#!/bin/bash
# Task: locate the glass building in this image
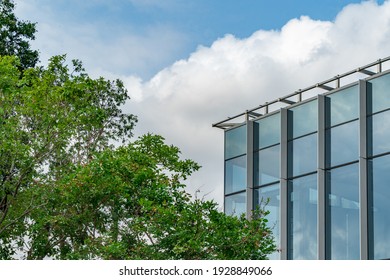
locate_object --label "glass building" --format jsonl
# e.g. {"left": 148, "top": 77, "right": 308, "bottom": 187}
{"left": 214, "top": 57, "right": 390, "bottom": 260}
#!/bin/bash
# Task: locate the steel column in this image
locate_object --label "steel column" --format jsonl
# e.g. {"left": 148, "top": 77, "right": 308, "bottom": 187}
{"left": 359, "top": 79, "right": 369, "bottom": 260}
{"left": 280, "top": 108, "right": 288, "bottom": 260}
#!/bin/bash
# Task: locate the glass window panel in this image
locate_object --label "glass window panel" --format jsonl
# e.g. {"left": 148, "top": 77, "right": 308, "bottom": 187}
{"left": 225, "top": 125, "right": 246, "bottom": 159}
{"left": 368, "top": 73, "right": 390, "bottom": 114}
{"left": 288, "top": 133, "right": 317, "bottom": 177}
{"left": 369, "top": 155, "right": 390, "bottom": 260}
{"left": 288, "top": 100, "right": 318, "bottom": 139}
{"left": 225, "top": 155, "right": 246, "bottom": 194}
{"left": 254, "top": 145, "right": 280, "bottom": 186}
{"left": 254, "top": 184, "right": 280, "bottom": 260}
{"left": 326, "top": 85, "right": 358, "bottom": 126}
{"left": 288, "top": 174, "right": 317, "bottom": 260}
{"left": 326, "top": 120, "right": 359, "bottom": 167}
{"left": 225, "top": 192, "right": 246, "bottom": 217}
{"left": 254, "top": 113, "right": 280, "bottom": 149}
{"left": 327, "top": 163, "right": 360, "bottom": 260}
{"left": 368, "top": 110, "right": 390, "bottom": 156}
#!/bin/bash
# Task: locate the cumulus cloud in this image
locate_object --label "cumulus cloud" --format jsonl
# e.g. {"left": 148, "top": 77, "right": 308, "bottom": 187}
{"left": 124, "top": 1, "right": 390, "bottom": 206}
{"left": 14, "top": 0, "right": 390, "bottom": 207}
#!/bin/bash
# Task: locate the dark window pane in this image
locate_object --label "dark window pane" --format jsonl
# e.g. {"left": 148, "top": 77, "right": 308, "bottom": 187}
{"left": 368, "top": 110, "right": 390, "bottom": 156}
{"left": 254, "top": 113, "right": 280, "bottom": 149}
{"left": 225, "top": 192, "right": 246, "bottom": 217}
{"left": 288, "top": 174, "right": 318, "bottom": 260}
{"left": 288, "top": 133, "right": 317, "bottom": 177}
{"left": 225, "top": 125, "right": 246, "bottom": 159}
{"left": 369, "top": 155, "right": 390, "bottom": 260}
{"left": 326, "top": 85, "right": 358, "bottom": 126}
{"left": 289, "top": 100, "right": 318, "bottom": 139}
{"left": 254, "top": 145, "right": 280, "bottom": 186}
{"left": 327, "top": 163, "right": 360, "bottom": 259}
{"left": 368, "top": 73, "right": 390, "bottom": 114}
{"left": 326, "top": 120, "right": 359, "bottom": 167}
{"left": 225, "top": 155, "right": 246, "bottom": 194}
{"left": 255, "top": 184, "right": 280, "bottom": 260}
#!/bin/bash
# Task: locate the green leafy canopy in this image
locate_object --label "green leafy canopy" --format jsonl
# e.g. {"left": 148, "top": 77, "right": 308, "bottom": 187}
{"left": 0, "top": 0, "right": 276, "bottom": 260}
{"left": 0, "top": 54, "right": 137, "bottom": 258}
{"left": 0, "top": 0, "right": 39, "bottom": 69}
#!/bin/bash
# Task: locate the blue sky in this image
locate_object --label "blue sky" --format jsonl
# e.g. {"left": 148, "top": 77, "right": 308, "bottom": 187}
{"left": 16, "top": 0, "right": 384, "bottom": 78}
{"left": 15, "top": 0, "right": 390, "bottom": 206}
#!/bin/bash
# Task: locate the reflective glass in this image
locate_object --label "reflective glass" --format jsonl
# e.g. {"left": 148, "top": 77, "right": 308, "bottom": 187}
{"left": 254, "top": 113, "right": 280, "bottom": 149}
{"left": 225, "top": 192, "right": 246, "bottom": 217}
{"left": 254, "top": 184, "right": 280, "bottom": 260}
{"left": 326, "top": 85, "right": 358, "bottom": 126}
{"left": 327, "top": 163, "right": 360, "bottom": 259}
{"left": 225, "top": 155, "right": 246, "bottom": 194}
{"left": 370, "top": 155, "right": 390, "bottom": 259}
{"left": 368, "top": 73, "right": 390, "bottom": 114}
{"left": 368, "top": 110, "right": 390, "bottom": 156}
{"left": 254, "top": 145, "right": 280, "bottom": 186}
{"left": 326, "top": 120, "right": 359, "bottom": 167}
{"left": 225, "top": 125, "right": 246, "bottom": 159}
{"left": 288, "top": 174, "right": 317, "bottom": 259}
{"left": 288, "top": 133, "right": 317, "bottom": 177}
{"left": 288, "top": 100, "right": 318, "bottom": 139}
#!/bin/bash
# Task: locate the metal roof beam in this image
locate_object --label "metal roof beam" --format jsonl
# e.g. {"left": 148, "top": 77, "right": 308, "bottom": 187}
{"left": 213, "top": 123, "right": 240, "bottom": 129}
{"left": 358, "top": 68, "right": 376, "bottom": 76}
{"left": 247, "top": 111, "right": 262, "bottom": 118}
{"left": 278, "top": 98, "right": 296, "bottom": 105}
{"left": 317, "top": 83, "right": 334, "bottom": 91}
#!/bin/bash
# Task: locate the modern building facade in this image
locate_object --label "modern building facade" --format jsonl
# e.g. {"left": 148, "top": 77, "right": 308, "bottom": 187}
{"left": 213, "top": 57, "right": 390, "bottom": 260}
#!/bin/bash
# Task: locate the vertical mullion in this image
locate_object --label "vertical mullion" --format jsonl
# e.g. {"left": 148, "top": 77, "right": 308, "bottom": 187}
{"left": 246, "top": 120, "right": 254, "bottom": 220}
{"left": 223, "top": 130, "right": 227, "bottom": 214}
{"left": 318, "top": 94, "right": 326, "bottom": 260}
{"left": 359, "top": 79, "right": 369, "bottom": 260}
{"left": 280, "top": 108, "right": 288, "bottom": 260}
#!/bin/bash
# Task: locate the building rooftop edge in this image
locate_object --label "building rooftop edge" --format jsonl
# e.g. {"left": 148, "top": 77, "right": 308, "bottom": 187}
{"left": 212, "top": 55, "right": 390, "bottom": 130}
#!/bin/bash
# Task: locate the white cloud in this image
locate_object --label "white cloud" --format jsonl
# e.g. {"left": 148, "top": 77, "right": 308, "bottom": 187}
{"left": 14, "top": 0, "right": 390, "bottom": 208}
{"left": 123, "top": 0, "right": 390, "bottom": 206}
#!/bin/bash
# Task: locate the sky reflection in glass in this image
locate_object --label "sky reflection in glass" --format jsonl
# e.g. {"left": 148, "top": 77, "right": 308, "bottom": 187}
{"left": 327, "top": 163, "right": 360, "bottom": 260}
{"left": 288, "top": 174, "right": 317, "bottom": 259}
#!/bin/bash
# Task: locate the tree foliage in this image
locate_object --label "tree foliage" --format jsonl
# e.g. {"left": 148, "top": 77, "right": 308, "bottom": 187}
{"left": 0, "top": 54, "right": 275, "bottom": 259}
{"left": 11, "top": 134, "right": 275, "bottom": 260}
{"left": 0, "top": 55, "right": 137, "bottom": 258}
{"left": 0, "top": 0, "right": 39, "bottom": 69}
{"left": 0, "top": 2, "right": 276, "bottom": 260}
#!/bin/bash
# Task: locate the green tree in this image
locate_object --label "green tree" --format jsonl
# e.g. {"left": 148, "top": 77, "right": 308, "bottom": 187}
{"left": 0, "top": 0, "right": 275, "bottom": 261}
{"left": 0, "top": 55, "right": 137, "bottom": 258}
{"left": 21, "top": 134, "right": 276, "bottom": 260}
{"left": 0, "top": 55, "right": 275, "bottom": 260}
{"left": 0, "top": 0, "right": 39, "bottom": 69}
{"left": 0, "top": 56, "right": 275, "bottom": 259}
